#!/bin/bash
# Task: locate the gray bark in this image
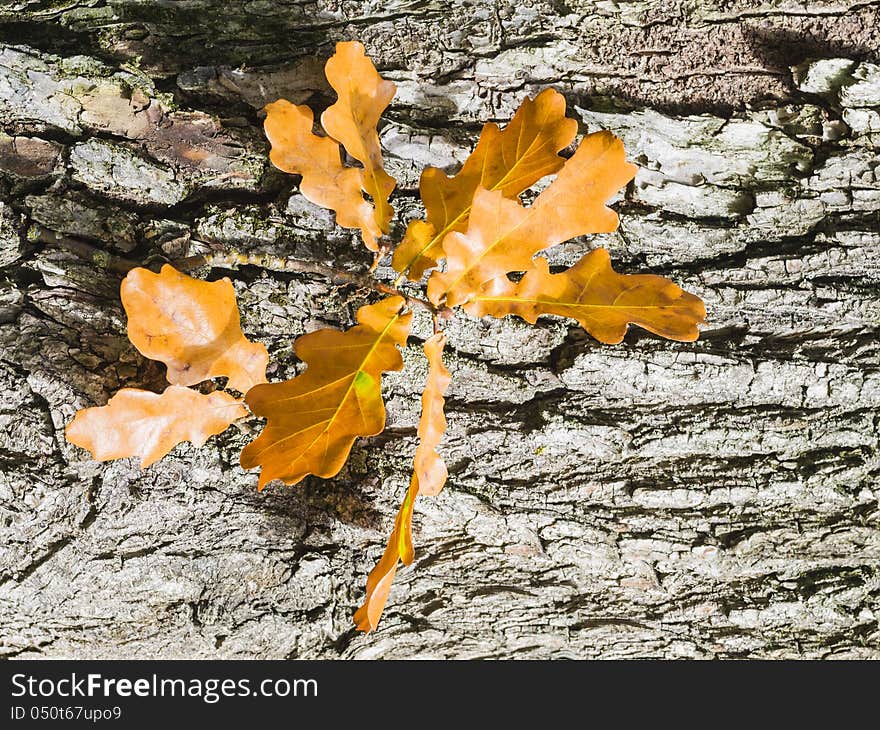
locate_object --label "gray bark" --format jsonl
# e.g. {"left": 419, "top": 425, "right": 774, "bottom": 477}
{"left": 0, "top": 1, "right": 878, "bottom": 659}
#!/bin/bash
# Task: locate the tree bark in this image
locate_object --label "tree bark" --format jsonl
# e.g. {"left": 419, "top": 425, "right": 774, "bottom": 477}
{"left": 0, "top": 1, "right": 878, "bottom": 659}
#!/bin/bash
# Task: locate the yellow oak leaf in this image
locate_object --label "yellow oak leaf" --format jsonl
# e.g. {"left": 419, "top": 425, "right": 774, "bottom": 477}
{"left": 427, "top": 131, "right": 638, "bottom": 307}
{"left": 240, "top": 296, "right": 412, "bottom": 489}
{"left": 467, "top": 250, "right": 706, "bottom": 343}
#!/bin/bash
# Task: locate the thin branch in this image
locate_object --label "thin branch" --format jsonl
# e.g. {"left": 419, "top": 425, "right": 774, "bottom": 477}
{"left": 181, "top": 242, "right": 450, "bottom": 317}
{"left": 32, "top": 227, "right": 142, "bottom": 275}
{"left": 33, "top": 225, "right": 451, "bottom": 318}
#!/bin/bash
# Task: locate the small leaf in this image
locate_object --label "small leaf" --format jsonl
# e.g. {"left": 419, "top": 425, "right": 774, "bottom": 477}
{"left": 468, "top": 250, "right": 706, "bottom": 343}
{"left": 66, "top": 386, "right": 247, "bottom": 468}
{"left": 263, "top": 99, "right": 383, "bottom": 249}
{"left": 122, "top": 265, "right": 269, "bottom": 394}
{"left": 353, "top": 476, "right": 416, "bottom": 633}
{"left": 354, "top": 333, "right": 451, "bottom": 632}
{"left": 391, "top": 89, "right": 577, "bottom": 280}
{"left": 412, "top": 333, "right": 452, "bottom": 497}
{"left": 322, "top": 41, "right": 397, "bottom": 239}
{"left": 427, "top": 131, "right": 638, "bottom": 307}
{"left": 240, "top": 296, "right": 412, "bottom": 489}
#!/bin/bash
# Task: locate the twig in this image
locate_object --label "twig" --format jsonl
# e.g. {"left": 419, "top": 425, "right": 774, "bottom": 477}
{"left": 181, "top": 243, "right": 450, "bottom": 318}
{"left": 33, "top": 225, "right": 451, "bottom": 317}
{"left": 32, "top": 227, "right": 142, "bottom": 275}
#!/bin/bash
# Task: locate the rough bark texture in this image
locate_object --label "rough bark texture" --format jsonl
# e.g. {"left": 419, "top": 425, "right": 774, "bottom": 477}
{"left": 1, "top": 2, "right": 878, "bottom": 659}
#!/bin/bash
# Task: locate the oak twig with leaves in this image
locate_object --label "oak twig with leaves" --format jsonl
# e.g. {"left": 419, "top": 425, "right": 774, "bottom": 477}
{"left": 65, "top": 41, "right": 706, "bottom": 632}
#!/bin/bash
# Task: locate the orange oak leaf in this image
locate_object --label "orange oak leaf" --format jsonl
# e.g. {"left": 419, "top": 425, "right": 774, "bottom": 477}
{"left": 354, "top": 333, "right": 452, "bottom": 632}
{"left": 352, "top": 476, "right": 417, "bottom": 633}
{"left": 240, "top": 296, "right": 412, "bottom": 489}
{"left": 263, "top": 99, "right": 383, "bottom": 249}
{"left": 121, "top": 265, "right": 269, "bottom": 394}
{"left": 391, "top": 89, "right": 577, "bottom": 281}
{"left": 427, "top": 130, "right": 638, "bottom": 308}
{"left": 66, "top": 386, "right": 247, "bottom": 468}
{"left": 412, "top": 333, "right": 452, "bottom": 497}
{"left": 467, "top": 250, "right": 706, "bottom": 343}
{"left": 322, "top": 41, "right": 397, "bottom": 239}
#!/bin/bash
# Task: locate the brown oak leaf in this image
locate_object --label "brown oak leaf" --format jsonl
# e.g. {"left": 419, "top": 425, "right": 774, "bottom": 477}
{"left": 264, "top": 99, "right": 383, "bottom": 249}
{"left": 322, "top": 41, "right": 397, "bottom": 240}
{"left": 66, "top": 386, "right": 246, "bottom": 468}
{"left": 427, "top": 131, "right": 638, "bottom": 307}
{"left": 354, "top": 333, "right": 451, "bottom": 631}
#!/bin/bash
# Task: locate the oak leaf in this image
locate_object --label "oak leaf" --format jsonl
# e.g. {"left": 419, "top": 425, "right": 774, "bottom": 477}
{"left": 352, "top": 478, "right": 417, "bottom": 633}
{"left": 240, "top": 296, "right": 412, "bottom": 489}
{"left": 411, "top": 333, "right": 452, "bottom": 498}
{"left": 62, "top": 40, "right": 711, "bottom": 635}
{"left": 122, "top": 265, "right": 269, "bottom": 394}
{"left": 66, "top": 386, "right": 247, "bottom": 468}
{"left": 427, "top": 130, "right": 638, "bottom": 307}
{"left": 322, "top": 41, "right": 397, "bottom": 239}
{"left": 354, "top": 333, "right": 451, "bottom": 632}
{"left": 468, "top": 250, "right": 706, "bottom": 343}
{"left": 391, "top": 89, "right": 577, "bottom": 280}
{"left": 264, "top": 99, "right": 383, "bottom": 249}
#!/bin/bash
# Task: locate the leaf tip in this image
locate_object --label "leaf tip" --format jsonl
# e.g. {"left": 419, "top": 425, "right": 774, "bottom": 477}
{"left": 353, "top": 605, "right": 375, "bottom": 633}
{"left": 64, "top": 410, "right": 90, "bottom": 453}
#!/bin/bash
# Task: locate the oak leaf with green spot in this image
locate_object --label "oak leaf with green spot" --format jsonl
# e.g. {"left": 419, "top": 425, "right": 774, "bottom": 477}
{"left": 240, "top": 296, "right": 412, "bottom": 489}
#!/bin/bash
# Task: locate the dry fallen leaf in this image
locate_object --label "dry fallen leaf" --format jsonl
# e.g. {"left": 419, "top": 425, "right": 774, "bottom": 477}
{"left": 66, "top": 386, "right": 247, "bottom": 468}
{"left": 322, "top": 40, "right": 397, "bottom": 239}
{"left": 240, "top": 296, "right": 412, "bottom": 489}
{"left": 391, "top": 89, "right": 577, "bottom": 281}
{"left": 354, "top": 333, "right": 452, "bottom": 631}
{"left": 122, "top": 265, "right": 269, "bottom": 394}
{"left": 263, "top": 99, "right": 383, "bottom": 249}
{"left": 427, "top": 130, "right": 638, "bottom": 307}
{"left": 468, "top": 250, "right": 706, "bottom": 343}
